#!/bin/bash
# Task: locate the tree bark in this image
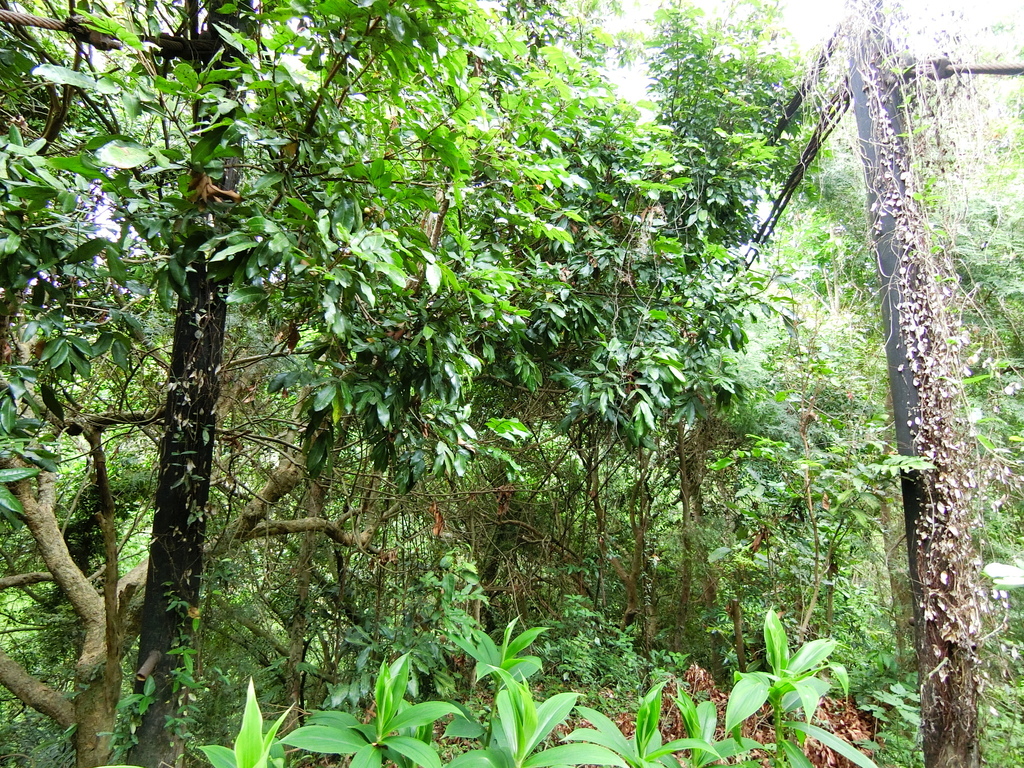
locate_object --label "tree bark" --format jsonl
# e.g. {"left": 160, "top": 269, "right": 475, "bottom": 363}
{"left": 5, "top": 467, "right": 119, "bottom": 767}
{"left": 851, "top": 10, "right": 981, "bottom": 767}
{"left": 128, "top": 261, "right": 227, "bottom": 768}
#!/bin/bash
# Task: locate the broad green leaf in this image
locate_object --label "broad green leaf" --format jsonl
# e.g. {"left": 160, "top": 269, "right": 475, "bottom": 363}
{"left": 528, "top": 692, "right": 577, "bottom": 754}
{"left": 383, "top": 735, "right": 442, "bottom": 768}
{"left": 780, "top": 739, "right": 814, "bottom": 768}
{"left": 351, "top": 743, "right": 383, "bottom": 768}
{"left": 376, "top": 654, "right": 411, "bottom": 734}
{"left": 387, "top": 701, "right": 458, "bottom": 733}
{"left": 711, "top": 737, "right": 760, "bottom": 760}
{"left": 199, "top": 744, "right": 237, "bottom": 768}
{"left": 650, "top": 738, "right": 720, "bottom": 760}
{"left": 504, "top": 626, "right": 546, "bottom": 661}
{"left": 280, "top": 725, "right": 367, "bottom": 753}
{"left": 0, "top": 468, "right": 40, "bottom": 483}
{"left": 696, "top": 702, "right": 717, "bottom": 743}
{"left": 790, "top": 678, "right": 828, "bottom": 722}
{"left": 673, "top": 693, "right": 700, "bottom": 742}
{"left": 312, "top": 385, "right": 337, "bottom": 413}
{"left": 831, "top": 664, "right": 849, "bottom": 697}
{"left": 784, "top": 722, "right": 878, "bottom": 768}
{"left": 504, "top": 657, "right": 543, "bottom": 681}
{"left": 309, "top": 710, "right": 362, "bottom": 729}
{"left": 96, "top": 141, "right": 151, "bottom": 169}
{"left": 764, "top": 610, "right": 790, "bottom": 675}
{"left": 495, "top": 685, "right": 527, "bottom": 758}
{"left": 33, "top": 64, "right": 118, "bottom": 94}
{"left": 226, "top": 286, "right": 266, "bottom": 304}
{"left": 724, "top": 674, "right": 769, "bottom": 734}
{"left": 49, "top": 154, "right": 103, "bottom": 178}
{"left": 263, "top": 705, "right": 292, "bottom": 755}
{"left": 426, "top": 262, "right": 442, "bottom": 293}
{"left": 787, "top": 639, "right": 836, "bottom": 676}
{"left": 234, "top": 680, "right": 265, "bottom": 768}
{"left": 449, "top": 633, "right": 487, "bottom": 664}
{"left": 523, "top": 744, "right": 627, "bottom": 768}
{"left": 567, "top": 707, "right": 631, "bottom": 755}
{"left": 635, "top": 684, "right": 665, "bottom": 754}
{"left": 447, "top": 750, "right": 501, "bottom": 768}
{"left": 445, "top": 713, "right": 485, "bottom": 739}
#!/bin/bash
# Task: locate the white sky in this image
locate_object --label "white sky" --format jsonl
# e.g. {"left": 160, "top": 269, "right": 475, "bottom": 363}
{"left": 604, "top": 0, "right": 1023, "bottom": 101}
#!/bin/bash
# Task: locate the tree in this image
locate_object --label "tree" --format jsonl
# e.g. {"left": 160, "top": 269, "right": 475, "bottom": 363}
{"left": 0, "top": 1, "right": 805, "bottom": 765}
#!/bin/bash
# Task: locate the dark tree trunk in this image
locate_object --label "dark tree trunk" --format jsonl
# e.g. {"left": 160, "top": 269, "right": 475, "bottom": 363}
{"left": 128, "top": 262, "right": 226, "bottom": 767}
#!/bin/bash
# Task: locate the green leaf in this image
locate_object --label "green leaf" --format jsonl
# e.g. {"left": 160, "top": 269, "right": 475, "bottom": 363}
{"left": 199, "top": 744, "right": 238, "bottom": 768}
{"left": 830, "top": 664, "right": 849, "bottom": 697}
{"left": 445, "top": 713, "right": 486, "bottom": 739}
{"left": 528, "top": 692, "right": 577, "bottom": 754}
{"left": 790, "top": 678, "right": 828, "bottom": 722}
{"left": 376, "top": 655, "right": 411, "bottom": 736}
{"left": 351, "top": 743, "right": 383, "bottom": 768}
{"left": 48, "top": 154, "right": 103, "bottom": 179}
{"left": 382, "top": 736, "right": 441, "bottom": 768}
{"left": 724, "top": 674, "right": 769, "bottom": 734}
{"left": 567, "top": 707, "right": 631, "bottom": 755}
{"left": 650, "top": 738, "right": 720, "bottom": 760}
{"left": 780, "top": 739, "right": 814, "bottom": 768}
{"left": 226, "top": 286, "right": 266, "bottom": 304}
{"left": 486, "top": 418, "right": 531, "bottom": 443}
{"left": 786, "top": 639, "right": 835, "bottom": 676}
{"left": 309, "top": 710, "right": 362, "bottom": 729}
{"left": 0, "top": 468, "right": 41, "bottom": 483}
{"left": 711, "top": 737, "right": 760, "bottom": 762}
{"left": 523, "top": 744, "right": 627, "bottom": 768}
{"left": 504, "top": 626, "right": 546, "bottom": 660}
{"left": 33, "top": 64, "right": 118, "bottom": 94}
{"left": 635, "top": 683, "right": 665, "bottom": 754}
{"left": 234, "top": 680, "right": 265, "bottom": 768}
{"left": 673, "top": 693, "right": 701, "bottom": 742}
{"left": 312, "top": 385, "right": 337, "bottom": 413}
{"left": 0, "top": 486, "right": 24, "bottom": 517}
{"left": 280, "top": 725, "right": 367, "bottom": 754}
{"left": 783, "top": 722, "right": 878, "bottom": 768}
{"left": 387, "top": 702, "right": 458, "bottom": 733}
{"left": 96, "top": 141, "right": 151, "bottom": 169}
{"left": 39, "top": 384, "right": 64, "bottom": 421}
{"left": 447, "top": 750, "right": 501, "bottom": 768}
{"left": 763, "top": 610, "right": 790, "bottom": 675}
{"left": 67, "top": 238, "right": 111, "bottom": 264}
{"left": 425, "top": 262, "right": 442, "bottom": 293}
{"left": 386, "top": 12, "right": 407, "bottom": 42}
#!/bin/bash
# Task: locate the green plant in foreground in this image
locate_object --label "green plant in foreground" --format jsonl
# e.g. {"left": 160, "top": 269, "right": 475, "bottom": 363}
{"left": 724, "top": 610, "right": 877, "bottom": 768}
{"left": 98, "top": 618, "right": 878, "bottom": 768}
{"left": 446, "top": 667, "right": 621, "bottom": 768}
{"left": 98, "top": 678, "right": 290, "bottom": 768}
{"left": 566, "top": 682, "right": 758, "bottom": 768}
{"left": 450, "top": 618, "right": 546, "bottom": 684}
{"left": 673, "top": 689, "right": 761, "bottom": 768}
{"left": 281, "top": 653, "right": 456, "bottom": 768}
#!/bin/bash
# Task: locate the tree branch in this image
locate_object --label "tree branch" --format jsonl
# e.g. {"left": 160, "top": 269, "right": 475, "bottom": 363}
{"left": 0, "top": 572, "right": 53, "bottom": 590}
{"left": 244, "top": 516, "right": 379, "bottom": 551}
{"left": 0, "top": 644, "right": 74, "bottom": 728}
{"left": 12, "top": 470, "right": 103, "bottom": 629}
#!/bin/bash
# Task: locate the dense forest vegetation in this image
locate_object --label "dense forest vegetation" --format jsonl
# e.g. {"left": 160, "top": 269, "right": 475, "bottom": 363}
{"left": 1, "top": 1, "right": 1023, "bottom": 767}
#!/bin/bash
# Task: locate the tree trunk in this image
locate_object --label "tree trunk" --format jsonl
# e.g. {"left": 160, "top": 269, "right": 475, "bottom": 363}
{"left": 851, "top": 9, "right": 981, "bottom": 767}
{"left": 128, "top": 262, "right": 226, "bottom": 767}
{"left": 285, "top": 482, "right": 324, "bottom": 729}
